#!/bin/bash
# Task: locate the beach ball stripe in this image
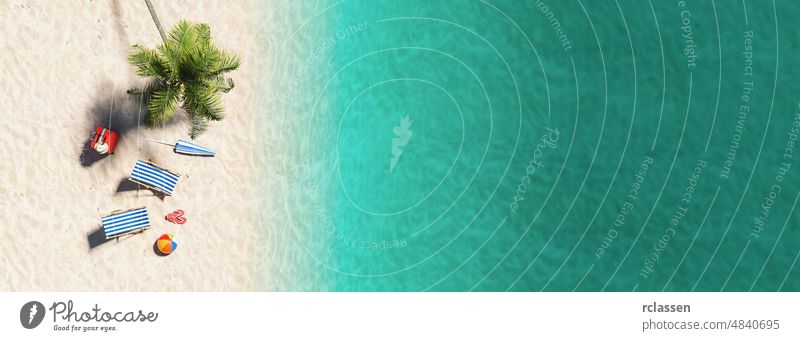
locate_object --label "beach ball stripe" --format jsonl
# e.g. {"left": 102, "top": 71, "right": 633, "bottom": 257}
{"left": 157, "top": 233, "right": 177, "bottom": 255}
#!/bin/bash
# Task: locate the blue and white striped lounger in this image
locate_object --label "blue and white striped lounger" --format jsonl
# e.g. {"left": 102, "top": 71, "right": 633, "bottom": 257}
{"left": 129, "top": 160, "right": 180, "bottom": 195}
{"left": 102, "top": 207, "right": 151, "bottom": 239}
{"left": 175, "top": 139, "right": 215, "bottom": 157}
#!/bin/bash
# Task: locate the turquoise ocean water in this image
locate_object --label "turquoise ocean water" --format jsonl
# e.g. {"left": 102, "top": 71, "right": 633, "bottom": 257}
{"left": 270, "top": 0, "right": 800, "bottom": 291}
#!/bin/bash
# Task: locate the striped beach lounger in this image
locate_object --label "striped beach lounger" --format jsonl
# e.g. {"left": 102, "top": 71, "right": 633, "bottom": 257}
{"left": 102, "top": 206, "right": 151, "bottom": 239}
{"left": 129, "top": 160, "right": 180, "bottom": 196}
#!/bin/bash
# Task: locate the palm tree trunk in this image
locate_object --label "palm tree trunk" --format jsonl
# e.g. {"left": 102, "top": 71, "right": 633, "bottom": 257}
{"left": 144, "top": 0, "right": 167, "bottom": 42}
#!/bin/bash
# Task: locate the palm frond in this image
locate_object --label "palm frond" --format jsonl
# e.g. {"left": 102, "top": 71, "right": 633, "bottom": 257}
{"left": 128, "top": 45, "right": 169, "bottom": 78}
{"left": 156, "top": 41, "right": 181, "bottom": 81}
{"left": 163, "top": 21, "right": 200, "bottom": 82}
{"left": 221, "top": 77, "right": 234, "bottom": 93}
{"left": 127, "top": 78, "right": 168, "bottom": 97}
{"left": 183, "top": 83, "right": 224, "bottom": 121}
{"left": 168, "top": 20, "right": 193, "bottom": 39}
{"left": 208, "top": 75, "right": 235, "bottom": 93}
{"left": 209, "top": 50, "right": 240, "bottom": 76}
{"left": 195, "top": 23, "right": 212, "bottom": 46}
{"left": 168, "top": 20, "right": 198, "bottom": 60}
{"left": 187, "top": 44, "right": 219, "bottom": 80}
{"left": 186, "top": 112, "right": 209, "bottom": 140}
{"left": 145, "top": 86, "right": 180, "bottom": 126}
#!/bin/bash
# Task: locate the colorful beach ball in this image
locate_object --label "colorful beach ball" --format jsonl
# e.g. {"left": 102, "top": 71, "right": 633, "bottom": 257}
{"left": 156, "top": 234, "right": 177, "bottom": 255}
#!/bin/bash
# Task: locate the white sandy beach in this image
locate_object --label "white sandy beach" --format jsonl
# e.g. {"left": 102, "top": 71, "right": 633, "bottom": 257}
{"left": 0, "top": 0, "right": 288, "bottom": 290}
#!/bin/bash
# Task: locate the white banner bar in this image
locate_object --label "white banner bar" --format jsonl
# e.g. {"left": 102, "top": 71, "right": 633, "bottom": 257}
{"left": 1, "top": 293, "right": 798, "bottom": 340}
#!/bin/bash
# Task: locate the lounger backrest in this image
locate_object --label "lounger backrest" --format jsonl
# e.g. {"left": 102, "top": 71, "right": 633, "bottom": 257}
{"left": 130, "top": 160, "right": 179, "bottom": 195}
{"left": 102, "top": 207, "right": 150, "bottom": 239}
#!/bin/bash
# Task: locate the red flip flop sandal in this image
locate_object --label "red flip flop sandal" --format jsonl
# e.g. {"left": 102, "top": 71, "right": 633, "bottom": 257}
{"left": 166, "top": 210, "right": 187, "bottom": 225}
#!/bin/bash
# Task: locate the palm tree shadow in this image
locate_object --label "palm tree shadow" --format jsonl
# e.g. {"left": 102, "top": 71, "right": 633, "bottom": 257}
{"left": 80, "top": 83, "right": 143, "bottom": 167}
{"left": 81, "top": 80, "right": 179, "bottom": 168}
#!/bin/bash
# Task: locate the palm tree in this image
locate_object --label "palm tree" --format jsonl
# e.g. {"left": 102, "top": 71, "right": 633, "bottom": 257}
{"left": 143, "top": 0, "right": 167, "bottom": 42}
{"left": 128, "top": 20, "right": 240, "bottom": 139}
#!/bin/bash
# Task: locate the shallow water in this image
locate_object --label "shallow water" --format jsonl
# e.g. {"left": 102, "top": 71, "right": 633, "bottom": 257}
{"left": 270, "top": 0, "right": 800, "bottom": 291}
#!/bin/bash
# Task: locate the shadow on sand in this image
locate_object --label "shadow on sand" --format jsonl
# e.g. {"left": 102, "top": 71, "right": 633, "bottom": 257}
{"left": 114, "top": 177, "right": 166, "bottom": 201}
{"left": 80, "top": 81, "right": 181, "bottom": 167}
{"left": 87, "top": 228, "right": 110, "bottom": 250}
{"left": 153, "top": 241, "right": 169, "bottom": 257}
{"left": 80, "top": 85, "right": 144, "bottom": 167}
{"left": 116, "top": 178, "right": 140, "bottom": 193}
